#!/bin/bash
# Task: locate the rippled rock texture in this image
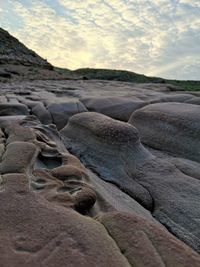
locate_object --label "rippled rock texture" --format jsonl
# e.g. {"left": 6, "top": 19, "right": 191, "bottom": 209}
{"left": 0, "top": 79, "right": 200, "bottom": 266}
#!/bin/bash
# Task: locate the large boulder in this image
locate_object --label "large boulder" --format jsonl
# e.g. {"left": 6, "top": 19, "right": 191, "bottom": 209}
{"left": 129, "top": 102, "right": 200, "bottom": 162}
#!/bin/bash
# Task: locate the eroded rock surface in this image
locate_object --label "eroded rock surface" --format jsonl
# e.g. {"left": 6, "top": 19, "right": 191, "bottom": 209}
{"left": 81, "top": 96, "right": 147, "bottom": 121}
{"left": 0, "top": 79, "right": 200, "bottom": 266}
{"left": 129, "top": 102, "right": 200, "bottom": 162}
{"left": 61, "top": 112, "right": 154, "bottom": 211}
{"left": 98, "top": 212, "right": 200, "bottom": 267}
{"left": 61, "top": 111, "right": 200, "bottom": 252}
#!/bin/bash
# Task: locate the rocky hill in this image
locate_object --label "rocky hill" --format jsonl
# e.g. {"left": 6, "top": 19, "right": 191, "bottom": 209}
{"left": 1, "top": 27, "right": 199, "bottom": 91}
{"left": 0, "top": 28, "right": 52, "bottom": 68}
{"left": 0, "top": 28, "right": 66, "bottom": 81}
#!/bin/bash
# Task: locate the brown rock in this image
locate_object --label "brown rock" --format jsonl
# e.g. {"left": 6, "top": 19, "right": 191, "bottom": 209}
{"left": 61, "top": 111, "right": 200, "bottom": 252}
{"left": 129, "top": 102, "right": 200, "bottom": 162}
{"left": 51, "top": 165, "right": 84, "bottom": 181}
{"left": 97, "top": 211, "right": 200, "bottom": 267}
{"left": 81, "top": 96, "right": 147, "bottom": 121}
{"left": 0, "top": 141, "right": 38, "bottom": 174}
{"left": 0, "top": 174, "right": 129, "bottom": 267}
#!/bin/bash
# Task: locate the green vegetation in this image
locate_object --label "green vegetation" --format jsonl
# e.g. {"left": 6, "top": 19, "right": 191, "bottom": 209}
{"left": 166, "top": 80, "right": 200, "bottom": 91}
{"left": 54, "top": 67, "right": 200, "bottom": 91}
{"left": 73, "top": 68, "right": 164, "bottom": 83}
{"left": 54, "top": 67, "right": 72, "bottom": 75}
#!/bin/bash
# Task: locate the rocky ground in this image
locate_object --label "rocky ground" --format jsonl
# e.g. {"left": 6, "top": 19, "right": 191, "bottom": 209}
{"left": 0, "top": 78, "right": 200, "bottom": 266}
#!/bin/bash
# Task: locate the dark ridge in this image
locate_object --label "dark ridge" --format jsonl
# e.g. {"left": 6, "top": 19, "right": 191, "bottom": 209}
{"left": 0, "top": 28, "right": 52, "bottom": 69}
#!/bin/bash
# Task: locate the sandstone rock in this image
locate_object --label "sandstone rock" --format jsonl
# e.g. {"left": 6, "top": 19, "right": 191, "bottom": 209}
{"left": 61, "top": 111, "right": 200, "bottom": 252}
{"left": 51, "top": 165, "right": 85, "bottom": 181}
{"left": 97, "top": 212, "right": 200, "bottom": 267}
{"left": 0, "top": 143, "right": 5, "bottom": 160}
{"left": 5, "top": 123, "right": 35, "bottom": 144}
{"left": 47, "top": 101, "right": 87, "bottom": 130}
{"left": 0, "top": 141, "right": 38, "bottom": 173}
{"left": 21, "top": 116, "right": 68, "bottom": 155}
{"left": 149, "top": 93, "right": 194, "bottom": 104}
{"left": 61, "top": 112, "right": 154, "bottom": 211}
{"left": 86, "top": 169, "right": 156, "bottom": 220}
{"left": 0, "top": 116, "right": 26, "bottom": 127}
{"left": 42, "top": 178, "right": 97, "bottom": 213}
{"left": 0, "top": 103, "right": 29, "bottom": 116}
{"left": 23, "top": 101, "right": 52, "bottom": 124}
{"left": 81, "top": 96, "right": 147, "bottom": 121}
{"left": 171, "top": 157, "right": 200, "bottom": 180}
{"left": 0, "top": 174, "right": 129, "bottom": 267}
{"left": 129, "top": 102, "right": 200, "bottom": 162}
{"left": 185, "top": 97, "right": 200, "bottom": 105}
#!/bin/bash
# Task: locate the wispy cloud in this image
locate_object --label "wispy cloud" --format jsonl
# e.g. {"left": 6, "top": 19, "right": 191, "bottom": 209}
{"left": 0, "top": 0, "right": 200, "bottom": 79}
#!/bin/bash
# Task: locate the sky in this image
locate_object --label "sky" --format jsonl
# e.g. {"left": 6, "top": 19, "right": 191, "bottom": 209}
{"left": 0, "top": 0, "right": 200, "bottom": 80}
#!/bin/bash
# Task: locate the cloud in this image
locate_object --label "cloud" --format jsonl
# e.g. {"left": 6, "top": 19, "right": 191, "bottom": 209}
{"left": 0, "top": 0, "right": 200, "bottom": 79}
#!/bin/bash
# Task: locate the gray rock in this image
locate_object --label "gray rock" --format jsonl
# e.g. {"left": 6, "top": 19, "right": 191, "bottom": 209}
{"left": 149, "top": 93, "right": 194, "bottom": 104}
{"left": 24, "top": 101, "right": 52, "bottom": 124}
{"left": 0, "top": 141, "right": 38, "bottom": 174}
{"left": 81, "top": 97, "right": 147, "bottom": 121}
{"left": 61, "top": 112, "right": 154, "bottom": 211}
{"left": 61, "top": 112, "right": 200, "bottom": 252}
{"left": 129, "top": 102, "right": 200, "bottom": 162}
{"left": 47, "top": 101, "right": 87, "bottom": 130}
{"left": 185, "top": 97, "right": 200, "bottom": 105}
{"left": 0, "top": 103, "right": 29, "bottom": 116}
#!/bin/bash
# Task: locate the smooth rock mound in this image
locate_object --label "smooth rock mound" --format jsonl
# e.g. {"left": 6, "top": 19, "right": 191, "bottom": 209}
{"left": 63, "top": 111, "right": 141, "bottom": 144}
{"left": 81, "top": 97, "right": 147, "bottom": 121}
{"left": 61, "top": 112, "right": 154, "bottom": 211}
{"left": 129, "top": 102, "right": 200, "bottom": 162}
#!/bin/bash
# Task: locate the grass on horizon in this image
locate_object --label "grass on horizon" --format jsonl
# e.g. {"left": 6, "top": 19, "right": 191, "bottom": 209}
{"left": 54, "top": 67, "right": 200, "bottom": 91}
